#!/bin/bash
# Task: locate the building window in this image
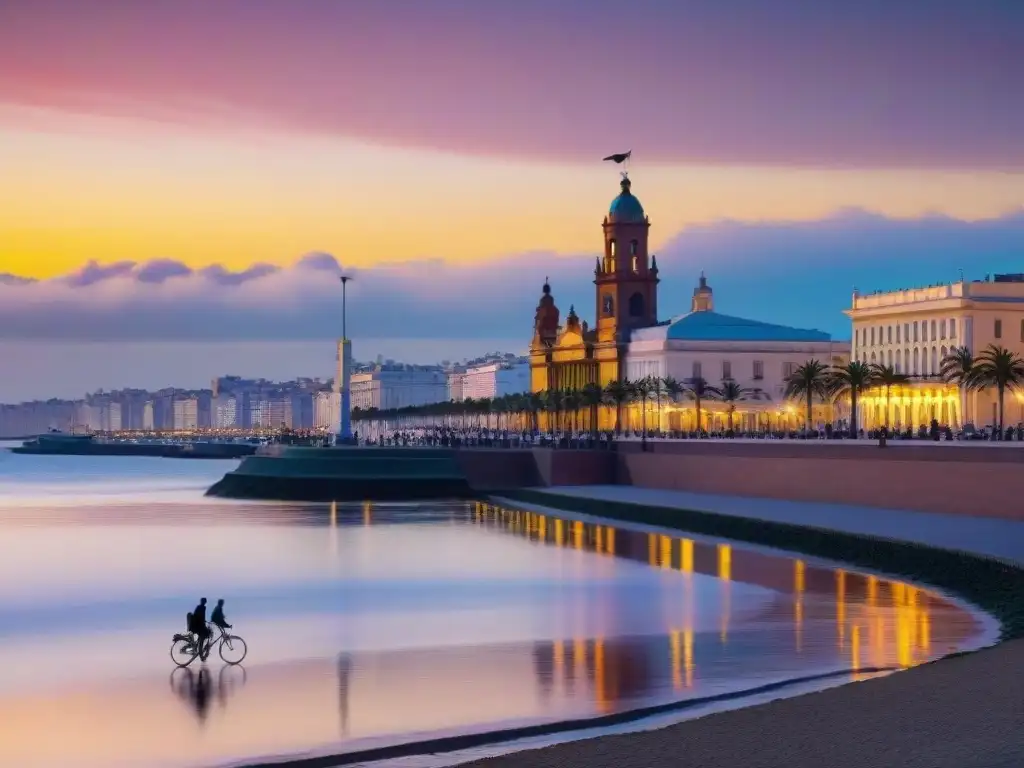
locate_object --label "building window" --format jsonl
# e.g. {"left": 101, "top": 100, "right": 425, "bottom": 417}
{"left": 870, "top": 327, "right": 875, "bottom": 345}
{"left": 887, "top": 326, "right": 892, "bottom": 344}
{"left": 950, "top": 318, "right": 956, "bottom": 338}
{"left": 930, "top": 320, "right": 937, "bottom": 341}
{"left": 896, "top": 325, "right": 901, "bottom": 343}
{"left": 904, "top": 349, "right": 910, "bottom": 372}
{"left": 630, "top": 239, "right": 638, "bottom": 255}
{"left": 886, "top": 350, "right": 893, "bottom": 367}
{"left": 783, "top": 362, "right": 797, "bottom": 378}
{"left": 609, "top": 239, "right": 616, "bottom": 257}
{"left": 922, "top": 322, "right": 928, "bottom": 342}
{"left": 692, "top": 361, "right": 702, "bottom": 380}
{"left": 913, "top": 348, "right": 919, "bottom": 374}
{"left": 1020, "top": 318, "right": 1024, "bottom": 342}
{"left": 631, "top": 255, "right": 638, "bottom": 272}
{"left": 913, "top": 322, "right": 919, "bottom": 342}
{"left": 753, "top": 360, "right": 764, "bottom": 380}
{"left": 995, "top": 318, "right": 1002, "bottom": 339}
{"left": 628, "top": 292, "right": 645, "bottom": 317}
{"left": 904, "top": 323, "right": 909, "bottom": 342}
{"left": 940, "top": 319, "right": 946, "bottom": 339}
{"left": 602, "top": 294, "right": 614, "bottom": 316}
{"left": 722, "top": 361, "right": 732, "bottom": 380}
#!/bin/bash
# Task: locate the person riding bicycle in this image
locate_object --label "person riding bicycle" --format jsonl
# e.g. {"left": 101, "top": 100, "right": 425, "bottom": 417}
{"left": 190, "top": 597, "right": 212, "bottom": 660}
{"left": 211, "top": 599, "right": 232, "bottom": 633}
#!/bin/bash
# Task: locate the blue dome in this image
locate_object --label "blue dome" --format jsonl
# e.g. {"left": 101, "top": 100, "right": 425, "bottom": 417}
{"left": 608, "top": 177, "right": 645, "bottom": 222}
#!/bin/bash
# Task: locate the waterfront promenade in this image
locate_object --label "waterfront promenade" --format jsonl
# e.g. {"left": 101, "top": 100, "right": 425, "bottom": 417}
{"left": 457, "top": 486, "right": 1024, "bottom": 768}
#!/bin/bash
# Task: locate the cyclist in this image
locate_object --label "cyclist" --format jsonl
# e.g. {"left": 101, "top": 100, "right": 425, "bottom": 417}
{"left": 190, "top": 597, "right": 211, "bottom": 660}
{"left": 211, "top": 599, "right": 232, "bottom": 633}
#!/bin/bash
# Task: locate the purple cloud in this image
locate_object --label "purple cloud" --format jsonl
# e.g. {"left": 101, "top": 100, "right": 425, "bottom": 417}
{"left": 1, "top": 0, "right": 1021, "bottom": 169}
{"left": 62, "top": 260, "right": 135, "bottom": 287}
{"left": 2, "top": 209, "right": 1023, "bottom": 344}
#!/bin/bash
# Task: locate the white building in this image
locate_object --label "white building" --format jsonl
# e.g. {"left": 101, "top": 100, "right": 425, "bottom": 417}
{"left": 461, "top": 360, "right": 530, "bottom": 401}
{"left": 172, "top": 398, "right": 199, "bottom": 431}
{"left": 314, "top": 390, "right": 340, "bottom": 431}
{"left": 350, "top": 366, "right": 448, "bottom": 411}
{"left": 214, "top": 396, "right": 238, "bottom": 429}
{"left": 627, "top": 276, "right": 849, "bottom": 431}
{"left": 847, "top": 274, "right": 1024, "bottom": 430}
{"left": 249, "top": 397, "right": 292, "bottom": 429}
{"left": 446, "top": 371, "right": 465, "bottom": 403}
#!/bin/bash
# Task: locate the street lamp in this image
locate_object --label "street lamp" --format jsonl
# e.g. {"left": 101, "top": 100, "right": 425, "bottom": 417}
{"left": 337, "top": 274, "right": 354, "bottom": 444}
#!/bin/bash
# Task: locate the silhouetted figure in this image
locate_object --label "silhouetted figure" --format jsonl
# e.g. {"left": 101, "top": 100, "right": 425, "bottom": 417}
{"left": 211, "top": 598, "right": 232, "bottom": 631}
{"left": 191, "top": 597, "right": 211, "bottom": 660}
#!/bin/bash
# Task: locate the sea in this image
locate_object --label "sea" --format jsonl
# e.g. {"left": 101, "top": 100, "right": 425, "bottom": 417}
{"left": 0, "top": 443, "right": 990, "bottom": 768}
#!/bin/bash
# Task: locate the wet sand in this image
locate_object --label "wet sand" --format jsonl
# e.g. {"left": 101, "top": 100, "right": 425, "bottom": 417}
{"left": 461, "top": 640, "right": 1024, "bottom": 768}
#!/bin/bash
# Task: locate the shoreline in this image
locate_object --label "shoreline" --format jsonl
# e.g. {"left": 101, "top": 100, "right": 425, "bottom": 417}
{"left": 234, "top": 490, "right": 1017, "bottom": 768}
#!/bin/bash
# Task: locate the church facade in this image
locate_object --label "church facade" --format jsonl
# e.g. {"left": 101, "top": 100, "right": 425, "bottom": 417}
{"left": 529, "top": 174, "right": 850, "bottom": 431}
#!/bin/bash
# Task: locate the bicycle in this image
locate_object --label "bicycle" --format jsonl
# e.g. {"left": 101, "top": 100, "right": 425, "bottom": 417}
{"left": 170, "top": 623, "right": 247, "bottom": 667}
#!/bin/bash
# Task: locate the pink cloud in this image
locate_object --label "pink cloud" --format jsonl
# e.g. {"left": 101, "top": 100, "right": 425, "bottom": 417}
{"left": 0, "top": 1, "right": 1021, "bottom": 169}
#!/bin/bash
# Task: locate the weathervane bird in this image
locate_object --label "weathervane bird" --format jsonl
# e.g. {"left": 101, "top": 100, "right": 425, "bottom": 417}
{"left": 602, "top": 150, "right": 631, "bottom": 164}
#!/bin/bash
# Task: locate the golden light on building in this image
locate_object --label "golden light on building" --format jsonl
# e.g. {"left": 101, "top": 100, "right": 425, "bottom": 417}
{"left": 659, "top": 535, "right": 672, "bottom": 569}
{"left": 594, "top": 525, "right": 603, "bottom": 552}
{"left": 648, "top": 534, "right": 658, "bottom": 567}
{"left": 573, "top": 521, "right": 584, "bottom": 550}
{"left": 537, "top": 514, "right": 547, "bottom": 541}
{"left": 681, "top": 538, "right": 694, "bottom": 574}
{"left": 362, "top": 501, "right": 372, "bottom": 526}
{"left": 717, "top": 544, "right": 732, "bottom": 581}
{"left": 851, "top": 624, "right": 861, "bottom": 675}
{"left": 554, "top": 518, "right": 564, "bottom": 546}
{"left": 604, "top": 526, "right": 615, "bottom": 555}
{"left": 553, "top": 640, "right": 565, "bottom": 677}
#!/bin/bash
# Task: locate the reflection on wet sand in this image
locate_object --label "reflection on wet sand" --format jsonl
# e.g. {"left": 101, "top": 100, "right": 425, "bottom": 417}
{"left": 474, "top": 502, "right": 963, "bottom": 672}
{"left": 0, "top": 500, "right": 982, "bottom": 768}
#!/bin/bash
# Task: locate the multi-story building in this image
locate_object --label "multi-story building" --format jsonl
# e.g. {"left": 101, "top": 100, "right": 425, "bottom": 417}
{"left": 461, "top": 359, "right": 530, "bottom": 401}
{"left": 172, "top": 398, "right": 200, "bottom": 430}
{"left": 847, "top": 274, "right": 1024, "bottom": 430}
{"left": 214, "top": 396, "right": 239, "bottom": 429}
{"left": 313, "top": 390, "right": 340, "bottom": 431}
{"left": 446, "top": 370, "right": 465, "bottom": 403}
{"left": 350, "top": 365, "right": 448, "bottom": 411}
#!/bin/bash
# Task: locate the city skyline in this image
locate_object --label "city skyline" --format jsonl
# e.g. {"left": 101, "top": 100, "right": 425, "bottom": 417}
{"left": 2, "top": 1, "right": 1023, "bottom": 400}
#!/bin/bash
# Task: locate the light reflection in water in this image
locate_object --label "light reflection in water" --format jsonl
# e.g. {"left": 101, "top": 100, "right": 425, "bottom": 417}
{"left": 0, "top": 495, "right": 984, "bottom": 768}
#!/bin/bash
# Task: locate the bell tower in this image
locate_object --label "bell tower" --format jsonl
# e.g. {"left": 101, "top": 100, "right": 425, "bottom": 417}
{"left": 594, "top": 173, "right": 659, "bottom": 353}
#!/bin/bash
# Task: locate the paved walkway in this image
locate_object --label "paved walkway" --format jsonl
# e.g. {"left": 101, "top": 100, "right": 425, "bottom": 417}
{"left": 542, "top": 485, "right": 1024, "bottom": 565}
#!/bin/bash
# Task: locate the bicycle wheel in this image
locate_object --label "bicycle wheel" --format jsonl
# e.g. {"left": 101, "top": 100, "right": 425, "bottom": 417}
{"left": 219, "top": 634, "right": 247, "bottom": 665}
{"left": 171, "top": 638, "right": 198, "bottom": 668}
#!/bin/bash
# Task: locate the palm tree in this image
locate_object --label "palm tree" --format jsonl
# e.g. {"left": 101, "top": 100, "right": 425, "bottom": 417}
{"left": 562, "top": 389, "right": 582, "bottom": 434}
{"left": 648, "top": 376, "right": 665, "bottom": 434}
{"left": 603, "top": 379, "right": 633, "bottom": 435}
{"left": 869, "top": 364, "right": 911, "bottom": 429}
{"left": 718, "top": 380, "right": 756, "bottom": 434}
{"left": 579, "top": 382, "right": 605, "bottom": 438}
{"left": 543, "top": 388, "right": 564, "bottom": 433}
{"left": 527, "top": 392, "right": 544, "bottom": 433}
{"left": 940, "top": 346, "right": 975, "bottom": 428}
{"left": 965, "top": 344, "right": 1024, "bottom": 438}
{"left": 827, "top": 361, "right": 876, "bottom": 438}
{"left": 662, "top": 375, "right": 686, "bottom": 434}
{"left": 683, "top": 377, "right": 722, "bottom": 435}
{"left": 632, "top": 377, "right": 653, "bottom": 437}
{"left": 783, "top": 359, "right": 830, "bottom": 433}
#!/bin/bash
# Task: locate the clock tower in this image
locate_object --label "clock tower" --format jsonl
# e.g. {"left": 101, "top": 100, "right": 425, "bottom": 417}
{"left": 593, "top": 173, "right": 659, "bottom": 383}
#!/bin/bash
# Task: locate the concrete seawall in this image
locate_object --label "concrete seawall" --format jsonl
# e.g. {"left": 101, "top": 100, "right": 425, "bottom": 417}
{"left": 612, "top": 442, "right": 1024, "bottom": 519}
{"left": 206, "top": 441, "right": 1024, "bottom": 516}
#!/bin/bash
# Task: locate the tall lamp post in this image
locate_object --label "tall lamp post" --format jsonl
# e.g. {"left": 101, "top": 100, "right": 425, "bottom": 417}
{"left": 337, "top": 275, "right": 354, "bottom": 444}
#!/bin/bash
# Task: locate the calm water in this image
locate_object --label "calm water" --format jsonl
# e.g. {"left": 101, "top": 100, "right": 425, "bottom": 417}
{"left": 0, "top": 446, "right": 987, "bottom": 768}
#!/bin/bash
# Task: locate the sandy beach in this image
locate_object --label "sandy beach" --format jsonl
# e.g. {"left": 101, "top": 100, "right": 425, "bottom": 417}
{"left": 462, "top": 640, "right": 1024, "bottom": 768}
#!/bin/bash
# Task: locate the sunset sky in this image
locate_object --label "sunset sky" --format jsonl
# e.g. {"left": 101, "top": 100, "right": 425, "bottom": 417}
{"left": 1, "top": 0, "right": 1023, "bottom": 400}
